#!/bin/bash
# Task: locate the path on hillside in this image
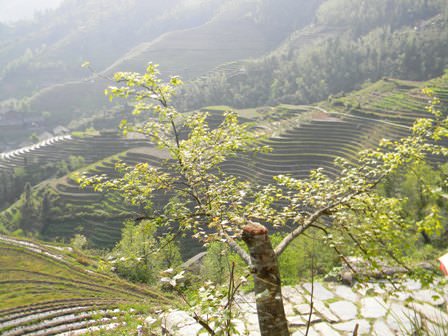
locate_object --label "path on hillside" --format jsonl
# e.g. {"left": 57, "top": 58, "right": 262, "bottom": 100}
{"left": 0, "top": 235, "right": 65, "bottom": 260}
{"left": 161, "top": 280, "right": 448, "bottom": 336}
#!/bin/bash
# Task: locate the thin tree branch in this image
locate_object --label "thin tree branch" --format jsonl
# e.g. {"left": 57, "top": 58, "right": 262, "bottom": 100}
{"left": 308, "top": 224, "right": 359, "bottom": 275}
{"left": 275, "top": 174, "right": 386, "bottom": 257}
{"left": 221, "top": 230, "right": 251, "bottom": 266}
{"left": 274, "top": 198, "right": 346, "bottom": 257}
{"left": 192, "top": 314, "right": 216, "bottom": 336}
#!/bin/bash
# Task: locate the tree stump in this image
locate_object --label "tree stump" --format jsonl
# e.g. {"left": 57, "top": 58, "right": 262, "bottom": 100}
{"left": 242, "top": 222, "right": 289, "bottom": 336}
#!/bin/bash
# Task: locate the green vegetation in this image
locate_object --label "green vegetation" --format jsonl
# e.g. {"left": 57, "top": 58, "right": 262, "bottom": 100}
{"left": 272, "top": 232, "right": 337, "bottom": 285}
{"left": 110, "top": 220, "right": 182, "bottom": 284}
{"left": 0, "top": 2, "right": 447, "bottom": 333}
{"left": 178, "top": 0, "right": 448, "bottom": 111}
{"left": 0, "top": 154, "right": 85, "bottom": 210}
{"left": 0, "top": 235, "right": 171, "bottom": 335}
{"left": 77, "top": 63, "right": 447, "bottom": 335}
{"left": 379, "top": 161, "right": 448, "bottom": 246}
{"left": 2, "top": 73, "right": 447, "bottom": 252}
{"left": 0, "top": 133, "right": 155, "bottom": 239}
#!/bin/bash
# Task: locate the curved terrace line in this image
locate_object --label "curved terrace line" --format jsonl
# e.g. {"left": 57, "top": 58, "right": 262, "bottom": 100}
{"left": 309, "top": 106, "right": 412, "bottom": 130}
{"left": 0, "top": 135, "right": 72, "bottom": 161}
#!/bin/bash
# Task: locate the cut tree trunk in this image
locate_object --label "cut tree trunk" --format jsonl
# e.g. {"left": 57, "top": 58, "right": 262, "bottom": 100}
{"left": 242, "top": 222, "right": 290, "bottom": 336}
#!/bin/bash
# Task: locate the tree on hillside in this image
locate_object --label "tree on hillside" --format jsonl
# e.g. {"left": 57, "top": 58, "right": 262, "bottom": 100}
{"left": 379, "top": 161, "right": 448, "bottom": 245}
{"left": 20, "top": 182, "right": 35, "bottom": 230}
{"left": 81, "top": 65, "right": 447, "bottom": 336}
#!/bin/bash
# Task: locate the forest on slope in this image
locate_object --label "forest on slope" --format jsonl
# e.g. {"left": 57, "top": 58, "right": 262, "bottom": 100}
{"left": 178, "top": 0, "right": 448, "bottom": 110}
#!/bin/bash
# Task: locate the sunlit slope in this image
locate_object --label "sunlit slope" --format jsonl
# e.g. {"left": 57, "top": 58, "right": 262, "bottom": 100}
{"left": 0, "top": 235, "right": 169, "bottom": 335}
{"left": 0, "top": 0, "right": 220, "bottom": 99}
{"left": 104, "top": 11, "right": 270, "bottom": 80}
{"left": 26, "top": 9, "right": 272, "bottom": 119}
{"left": 1, "top": 74, "right": 447, "bottom": 248}
{"left": 16, "top": 0, "right": 313, "bottom": 129}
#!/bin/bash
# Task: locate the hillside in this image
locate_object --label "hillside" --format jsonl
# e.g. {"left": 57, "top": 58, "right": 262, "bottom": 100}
{"left": 2, "top": 0, "right": 446, "bottom": 149}
{"left": 0, "top": 0, "right": 321, "bottom": 148}
{"left": 0, "top": 0, "right": 217, "bottom": 96}
{"left": 1, "top": 2, "right": 447, "bottom": 335}
{"left": 0, "top": 234, "right": 170, "bottom": 335}
{"left": 178, "top": 0, "right": 448, "bottom": 110}
{"left": 1, "top": 73, "right": 446, "bottom": 249}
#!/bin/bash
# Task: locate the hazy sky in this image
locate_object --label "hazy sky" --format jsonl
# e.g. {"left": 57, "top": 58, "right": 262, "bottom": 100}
{"left": 0, "top": 0, "right": 63, "bottom": 23}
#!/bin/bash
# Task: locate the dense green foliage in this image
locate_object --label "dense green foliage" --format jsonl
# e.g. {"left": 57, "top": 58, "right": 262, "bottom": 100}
{"left": 0, "top": 155, "right": 84, "bottom": 210}
{"left": 380, "top": 161, "right": 448, "bottom": 245}
{"left": 110, "top": 220, "right": 182, "bottom": 284}
{"left": 177, "top": 0, "right": 448, "bottom": 110}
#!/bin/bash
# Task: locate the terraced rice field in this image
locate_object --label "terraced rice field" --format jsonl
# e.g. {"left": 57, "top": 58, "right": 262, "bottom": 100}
{"left": 1, "top": 75, "right": 447, "bottom": 248}
{"left": 324, "top": 78, "right": 446, "bottom": 126}
{"left": 0, "top": 133, "right": 152, "bottom": 172}
{"left": 39, "top": 147, "right": 169, "bottom": 247}
{"left": 0, "top": 235, "right": 170, "bottom": 336}
{"left": 0, "top": 75, "right": 447, "bottom": 334}
{"left": 222, "top": 115, "right": 392, "bottom": 183}
{"left": 104, "top": 8, "right": 272, "bottom": 81}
